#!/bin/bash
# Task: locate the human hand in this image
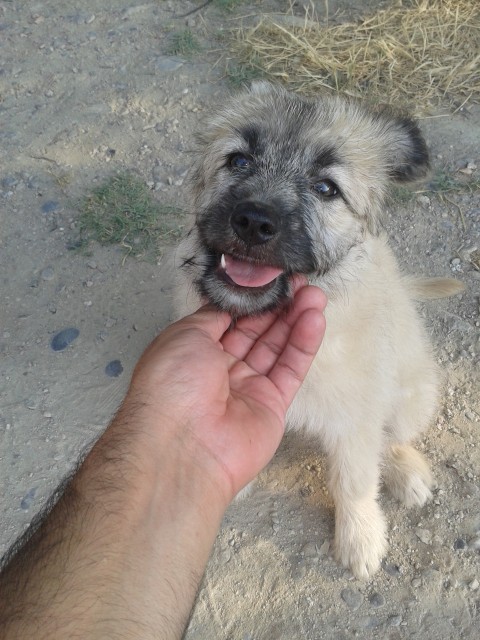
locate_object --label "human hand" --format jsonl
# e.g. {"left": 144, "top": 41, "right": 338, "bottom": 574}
{"left": 125, "top": 279, "right": 326, "bottom": 504}
{"left": 0, "top": 281, "right": 326, "bottom": 640}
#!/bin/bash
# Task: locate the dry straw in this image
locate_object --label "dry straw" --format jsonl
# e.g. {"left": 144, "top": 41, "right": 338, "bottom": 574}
{"left": 233, "top": 0, "right": 479, "bottom": 112}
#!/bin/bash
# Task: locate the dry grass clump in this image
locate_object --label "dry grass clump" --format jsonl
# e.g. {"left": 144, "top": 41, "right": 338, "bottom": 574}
{"left": 233, "top": 0, "right": 479, "bottom": 111}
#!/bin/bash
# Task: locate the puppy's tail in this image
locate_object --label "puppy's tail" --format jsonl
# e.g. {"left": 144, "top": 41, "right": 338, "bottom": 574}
{"left": 406, "top": 277, "right": 465, "bottom": 300}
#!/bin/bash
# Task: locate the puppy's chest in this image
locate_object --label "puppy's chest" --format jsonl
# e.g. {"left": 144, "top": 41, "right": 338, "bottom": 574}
{"left": 286, "top": 306, "right": 398, "bottom": 435}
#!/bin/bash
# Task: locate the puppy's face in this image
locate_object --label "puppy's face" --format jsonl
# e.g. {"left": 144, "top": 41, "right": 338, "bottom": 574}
{"left": 182, "top": 83, "right": 429, "bottom": 316}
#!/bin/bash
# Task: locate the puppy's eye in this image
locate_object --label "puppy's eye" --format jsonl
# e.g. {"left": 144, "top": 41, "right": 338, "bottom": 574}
{"left": 313, "top": 179, "right": 339, "bottom": 197}
{"left": 228, "top": 153, "right": 251, "bottom": 169}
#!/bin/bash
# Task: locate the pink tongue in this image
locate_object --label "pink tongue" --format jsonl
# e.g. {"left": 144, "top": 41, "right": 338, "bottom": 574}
{"left": 223, "top": 254, "right": 283, "bottom": 288}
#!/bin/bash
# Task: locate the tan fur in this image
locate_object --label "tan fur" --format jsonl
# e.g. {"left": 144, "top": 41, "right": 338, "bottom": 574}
{"left": 290, "top": 235, "right": 441, "bottom": 577}
{"left": 172, "top": 83, "right": 464, "bottom": 579}
{"left": 406, "top": 276, "right": 465, "bottom": 300}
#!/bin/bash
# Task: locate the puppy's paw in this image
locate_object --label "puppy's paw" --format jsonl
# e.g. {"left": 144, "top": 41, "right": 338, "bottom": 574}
{"left": 393, "top": 470, "right": 433, "bottom": 508}
{"left": 334, "top": 502, "right": 387, "bottom": 580}
{"left": 384, "top": 444, "right": 435, "bottom": 508}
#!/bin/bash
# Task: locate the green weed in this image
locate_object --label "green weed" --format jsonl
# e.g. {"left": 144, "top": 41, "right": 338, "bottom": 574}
{"left": 389, "top": 168, "right": 480, "bottom": 209}
{"left": 427, "top": 169, "right": 460, "bottom": 193}
{"left": 225, "top": 60, "right": 264, "bottom": 88}
{"left": 167, "top": 29, "right": 201, "bottom": 57}
{"left": 78, "top": 173, "right": 184, "bottom": 258}
{"left": 389, "top": 185, "right": 416, "bottom": 204}
{"left": 213, "top": 0, "right": 243, "bottom": 10}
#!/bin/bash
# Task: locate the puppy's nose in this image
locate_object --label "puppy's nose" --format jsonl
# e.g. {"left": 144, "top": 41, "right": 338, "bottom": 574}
{"left": 230, "top": 203, "right": 279, "bottom": 246}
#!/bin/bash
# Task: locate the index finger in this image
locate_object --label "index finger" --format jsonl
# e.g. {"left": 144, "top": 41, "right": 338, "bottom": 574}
{"left": 243, "top": 284, "right": 326, "bottom": 376}
{"left": 268, "top": 306, "right": 326, "bottom": 410}
{"left": 221, "top": 276, "right": 309, "bottom": 361}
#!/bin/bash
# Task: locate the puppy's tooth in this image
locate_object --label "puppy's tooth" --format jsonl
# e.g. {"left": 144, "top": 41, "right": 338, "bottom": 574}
{"left": 220, "top": 254, "right": 226, "bottom": 270}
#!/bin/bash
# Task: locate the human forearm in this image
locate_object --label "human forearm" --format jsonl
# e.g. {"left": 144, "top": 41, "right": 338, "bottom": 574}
{"left": 0, "top": 289, "right": 326, "bottom": 639}
{"left": 0, "top": 406, "right": 226, "bottom": 640}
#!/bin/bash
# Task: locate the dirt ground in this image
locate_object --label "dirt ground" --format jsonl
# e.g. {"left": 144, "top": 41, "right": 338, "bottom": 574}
{"left": 0, "top": 1, "right": 479, "bottom": 638}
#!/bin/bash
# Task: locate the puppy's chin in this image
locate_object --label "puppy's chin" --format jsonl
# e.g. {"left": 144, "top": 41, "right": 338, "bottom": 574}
{"left": 198, "top": 270, "right": 292, "bottom": 318}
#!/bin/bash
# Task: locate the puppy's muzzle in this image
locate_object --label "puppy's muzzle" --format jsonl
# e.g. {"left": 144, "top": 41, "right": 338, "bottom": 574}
{"left": 231, "top": 202, "right": 279, "bottom": 247}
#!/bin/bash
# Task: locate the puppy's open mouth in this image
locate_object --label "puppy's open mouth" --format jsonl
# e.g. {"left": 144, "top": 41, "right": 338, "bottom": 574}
{"left": 217, "top": 253, "right": 284, "bottom": 289}
{"left": 195, "top": 248, "right": 295, "bottom": 317}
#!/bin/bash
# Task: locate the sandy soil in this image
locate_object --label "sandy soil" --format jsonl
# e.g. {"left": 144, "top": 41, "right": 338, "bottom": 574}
{"left": 0, "top": 1, "right": 479, "bottom": 638}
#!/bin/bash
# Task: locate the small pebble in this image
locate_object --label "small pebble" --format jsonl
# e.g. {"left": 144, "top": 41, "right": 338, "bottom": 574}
{"left": 218, "top": 546, "right": 231, "bottom": 565}
{"left": 454, "top": 538, "right": 467, "bottom": 550}
{"left": 415, "top": 528, "right": 432, "bottom": 545}
{"left": 51, "top": 328, "right": 79, "bottom": 351}
{"left": 105, "top": 360, "right": 123, "bottom": 378}
{"left": 301, "top": 542, "right": 318, "bottom": 558}
{"left": 41, "top": 200, "right": 61, "bottom": 213}
{"left": 1, "top": 176, "right": 18, "bottom": 189}
{"left": 40, "top": 266, "right": 55, "bottom": 281}
{"left": 387, "top": 615, "right": 402, "bottom": 627}
{"left": 292, "top": 560, "right": 307, "bottom": 580}
{"left": 383, "top": 563, "right": 402, "bottom": 577}
{"left": 369, "top": 592, "right": 385, "bottom": 608}
{"left": 123, "top": 4, "right": 152, "bottom": 18}
{"left": 341, "top": 588, "right": 363, "bottom": 610}
{"left": 417, "top": 194, "right": 430, "bottom": 209}
{"left": 66, "top": 239, "right": 83, "bottom": 250}
{"left": 469, "top": 579, "right": 479, "bottom": 591}
{"left": 318, "top": 539, "right": 330, "bottom": 556}
{"left": 356, "top": 616, "right": 378, "bottom": 630}
{"left": 411, "top": 577, "right": 422, "bottom": 588}
{"left": 153, "top": 56, "right": 184, "bottom": 73}
{"left": 27, "top": 176, "right": 41, "bottom": 189}
{"left": 25, "top": 396, "right": 41, "bottom": 410}
{"left": 469, "top": 537, "right": 480, "bottom": 551}
{"left": 20, "top": 487, "right": 37, "bottom": 510}
{"left": 422, "top": 568, "right": 441, "bottom": 584}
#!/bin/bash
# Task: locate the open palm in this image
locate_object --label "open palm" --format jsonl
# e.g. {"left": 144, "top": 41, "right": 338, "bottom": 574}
{"left": 129, "top": 280, "right": 326, "bottom": 501}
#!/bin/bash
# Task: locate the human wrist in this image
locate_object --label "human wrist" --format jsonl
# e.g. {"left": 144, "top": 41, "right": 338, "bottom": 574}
{"left": 106, "top": 391, "right": 236, "bottom": 510}
{"left": 79, "top": 407, "right": 228, "bottom": 524}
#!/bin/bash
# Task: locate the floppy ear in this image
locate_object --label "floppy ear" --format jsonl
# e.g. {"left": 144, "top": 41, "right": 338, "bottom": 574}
{"left": 383, "top": 115, "right": 430, "bottom": 183}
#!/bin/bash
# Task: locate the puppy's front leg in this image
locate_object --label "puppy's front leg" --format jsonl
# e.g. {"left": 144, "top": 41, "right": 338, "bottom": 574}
{"left": 327, "top": 432, "right": 387, "bottom": 580}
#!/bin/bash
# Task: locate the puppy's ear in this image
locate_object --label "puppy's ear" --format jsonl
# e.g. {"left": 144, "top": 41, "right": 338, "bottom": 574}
{"left": 383, "top": 115, "right": 430, "bottom": 183}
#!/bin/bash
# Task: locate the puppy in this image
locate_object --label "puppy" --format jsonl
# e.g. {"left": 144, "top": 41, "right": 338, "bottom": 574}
{"left": 173, "top": 82, "right": 462, "bottom": 579}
